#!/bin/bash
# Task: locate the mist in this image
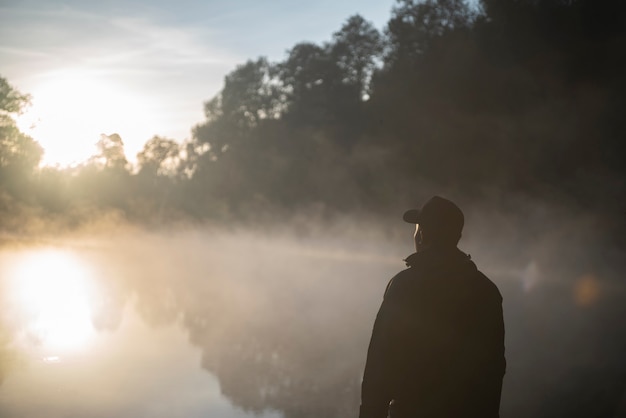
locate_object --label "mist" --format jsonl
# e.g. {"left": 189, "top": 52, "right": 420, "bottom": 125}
{"left": 1, "top": 196, "right": 624, "bottom": 417}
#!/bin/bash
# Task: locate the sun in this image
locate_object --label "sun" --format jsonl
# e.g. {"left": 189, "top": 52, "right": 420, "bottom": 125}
{"left": 6, "top": 249, "right": 97, "bottom": 356}
{"left": 16, "top": 69, "right": 158, "bottom": 167}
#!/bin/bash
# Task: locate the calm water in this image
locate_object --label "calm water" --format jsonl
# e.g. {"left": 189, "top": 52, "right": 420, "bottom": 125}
{"left": 0, "top": 227, "right": 624, "bottom": 417}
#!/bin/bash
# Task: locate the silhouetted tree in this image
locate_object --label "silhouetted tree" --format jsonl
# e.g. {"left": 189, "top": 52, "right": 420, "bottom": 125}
{"left": 63, "top": 133, "right": 133, "bottom": 216}
{"left": 385, "top": 0, "right": 474, "bottom": 67}
{"left": 277, "top": 42, "right": 344, "bottom": 126}
{"left": 193, "top": 58, "right": 282, "bottom": 162}
{"left": 331, "top": 15, "right": 383, "bottom": 99}
{"left": 137, "top": 136, "right": 180, "bottom": 177}
{"left": 93, "top": 133, "right": 128, "bottom": 170}
{"left": 0, "top": 76, "right": 43, "bottom": 207}
{"left": 220, "top": 57, "right": 283, "bottom": 127}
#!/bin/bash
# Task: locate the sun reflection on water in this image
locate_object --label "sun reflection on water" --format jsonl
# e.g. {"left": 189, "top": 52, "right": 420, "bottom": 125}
{"left": 6, "top": 249, "right": 96, "bottom": 359}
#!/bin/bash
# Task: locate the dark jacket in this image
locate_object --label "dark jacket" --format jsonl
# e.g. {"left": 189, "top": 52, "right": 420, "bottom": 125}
{"left": 360, "top": 248, "right": 505, "bottom": 418}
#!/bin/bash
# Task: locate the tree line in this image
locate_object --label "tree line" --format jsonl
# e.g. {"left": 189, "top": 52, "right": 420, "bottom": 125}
{"left": 1, "top": 0, "right": 625, "bottom": 234}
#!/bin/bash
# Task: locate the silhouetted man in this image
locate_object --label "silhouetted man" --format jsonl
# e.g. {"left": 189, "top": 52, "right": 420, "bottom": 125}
{"left": 360, "top": 196, "right": 505, "bottom": 418}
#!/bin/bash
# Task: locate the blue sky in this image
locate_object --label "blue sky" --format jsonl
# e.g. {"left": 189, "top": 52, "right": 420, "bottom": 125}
{"left": 0, "top": 0, "right": 395, "bottom": 166}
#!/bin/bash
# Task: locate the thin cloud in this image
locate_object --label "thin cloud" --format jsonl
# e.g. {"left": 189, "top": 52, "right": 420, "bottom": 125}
{"left": 1, "top": 3, "right": 236, "bottom": 77}
{"left": 110, "top": 17, "right": 234, "bottom": 64}
{"left": 0, "top": 46, "right": 51, "bottom": 59}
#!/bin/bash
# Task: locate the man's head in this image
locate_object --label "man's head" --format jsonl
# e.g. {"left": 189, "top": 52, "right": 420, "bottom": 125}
{"left": 403, "top": 196, "right": 464, "bottom": 251}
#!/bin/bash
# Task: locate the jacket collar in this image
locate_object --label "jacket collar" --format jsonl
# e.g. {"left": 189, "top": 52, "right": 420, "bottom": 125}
{"left": 403, "top": 247, "right": 472, "bottom": 272}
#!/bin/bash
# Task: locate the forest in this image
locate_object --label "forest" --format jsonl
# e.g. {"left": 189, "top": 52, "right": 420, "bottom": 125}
{"left": 1, "top": 0, "right": 625, "bottom": 239}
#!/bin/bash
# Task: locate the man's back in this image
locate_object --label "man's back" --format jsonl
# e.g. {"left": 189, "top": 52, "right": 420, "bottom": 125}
{"left": 360, "top": 248, "right": 505, "bottom": 418}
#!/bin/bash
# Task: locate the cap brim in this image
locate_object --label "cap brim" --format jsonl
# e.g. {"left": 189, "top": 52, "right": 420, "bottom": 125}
{"left": 403, "top": 209, "right": 421, "bottom": 224}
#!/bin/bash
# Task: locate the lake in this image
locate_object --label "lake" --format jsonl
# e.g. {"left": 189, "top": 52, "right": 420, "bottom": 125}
{"left": 0, "top": 225, "right": 624, "bottom": 417}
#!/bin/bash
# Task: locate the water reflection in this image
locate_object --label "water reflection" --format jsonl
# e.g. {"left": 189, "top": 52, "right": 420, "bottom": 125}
{"left": 0, "top": 234, "right": 394, "bottom": 418}
{"left": 5, "top": 249, "right": 96, "bottom": 356}
{"left": 0, "top": 230, "right": 624, "bottom": 418}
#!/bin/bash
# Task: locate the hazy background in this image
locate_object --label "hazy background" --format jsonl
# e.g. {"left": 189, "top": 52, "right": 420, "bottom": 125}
{"left": 0, "top": 214, "right": 624, "bottom": 417}
{"left": 1, "top": 0, "right": 626, "bottom": 417}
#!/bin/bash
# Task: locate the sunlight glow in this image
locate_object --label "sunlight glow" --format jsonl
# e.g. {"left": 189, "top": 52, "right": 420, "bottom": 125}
{"left": 16, "top": 69, "right": 159, "bottom": 167}
{"left": 7, "top": 249, "right": 97, "bottom": 356}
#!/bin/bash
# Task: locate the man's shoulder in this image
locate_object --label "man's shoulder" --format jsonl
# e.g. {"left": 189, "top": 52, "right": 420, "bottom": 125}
{"left": 384, "top": 266, "right": 425, "bottom": 300}
{"left": 473, "top": 268, "right": 503, "bottom": 303}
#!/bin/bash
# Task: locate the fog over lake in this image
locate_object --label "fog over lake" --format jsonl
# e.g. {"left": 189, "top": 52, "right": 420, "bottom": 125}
{"left": 0, "top": 209, "right": 624, "bottom": 417}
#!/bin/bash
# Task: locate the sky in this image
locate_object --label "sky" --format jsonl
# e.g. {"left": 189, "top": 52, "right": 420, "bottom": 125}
{"left": 0, "top": 0, "right": 395, "bottom": 166}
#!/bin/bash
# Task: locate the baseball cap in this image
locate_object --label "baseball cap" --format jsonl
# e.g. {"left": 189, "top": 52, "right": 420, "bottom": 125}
{"left": 403, "top": 196, "right": 464, "bottom": 239}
